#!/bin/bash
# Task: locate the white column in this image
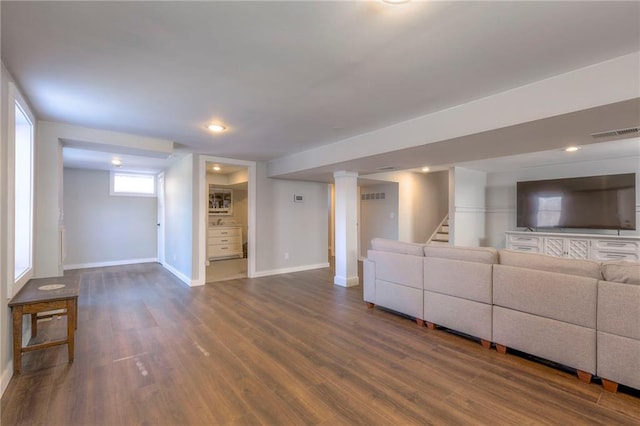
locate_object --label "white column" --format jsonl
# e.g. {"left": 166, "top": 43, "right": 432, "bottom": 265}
{"left": 333, "top": 171, "right": 359, "bottom": 287}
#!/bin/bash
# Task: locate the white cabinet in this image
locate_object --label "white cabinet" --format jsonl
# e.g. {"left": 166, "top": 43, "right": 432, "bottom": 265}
{"left": 207, "top": 226, "right": 243, "bottom": 260}
{"left": 543, "top": 236, "right": 590, "bottom": 260}
{"left": 506, "top": 231, "right": 640, "bottom": 262}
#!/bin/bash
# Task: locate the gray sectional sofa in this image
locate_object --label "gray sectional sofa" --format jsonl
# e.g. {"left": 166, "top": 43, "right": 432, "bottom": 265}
{"left": 363, "top": 238, "right": 640, "bottom": 393}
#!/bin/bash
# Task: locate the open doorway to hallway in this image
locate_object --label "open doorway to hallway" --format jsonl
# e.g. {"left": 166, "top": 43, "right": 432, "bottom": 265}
{"left": 205, "top": 161, "right": 248, "bottom": 283}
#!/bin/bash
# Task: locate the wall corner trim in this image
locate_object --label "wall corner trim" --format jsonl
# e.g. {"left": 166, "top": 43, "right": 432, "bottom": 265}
{"left": 162, "top": 263, "right": 192, "bottom": 287}
{"left": 1, "top": 361, "right": 13, "bottom": 397}
{"left": 252, "top": 262, "right": 330, "bottom": 278}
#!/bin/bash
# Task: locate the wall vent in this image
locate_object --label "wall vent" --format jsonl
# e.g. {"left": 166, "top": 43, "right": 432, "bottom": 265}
{"left": 591, "top": 126, "right": 639, "bottom": 139}
{"left": 375, "top": 166, "right": 396, "bottom": 171}
{"left": 361, "top": 192, "right": 386, "bottom": 201}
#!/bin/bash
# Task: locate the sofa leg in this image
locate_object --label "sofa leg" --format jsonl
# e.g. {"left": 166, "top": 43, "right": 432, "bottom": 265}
{"left": 576, "top": 370, "right": 592, "bottom": 384}
{"left": 496, "top": 344, "right": 507, "bottom": 354}
{"left": 601, "top": 379, "right": 619, "bottom": 393}
{"left": 480, "top": 339, "right": 491, "bottom": 349}
{"left": 416, "top": 319, "right": 424, "bottom": 327}
{"left": 425, "top": 322, "right": 436, "bottom": 330}
{"left": 366, "top": 302, "right": 374, "bottom": 309}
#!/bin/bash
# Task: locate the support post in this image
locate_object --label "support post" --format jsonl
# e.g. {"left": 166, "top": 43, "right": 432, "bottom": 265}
{"left": 333, "top": 171, "right": 359, "bottom": 287}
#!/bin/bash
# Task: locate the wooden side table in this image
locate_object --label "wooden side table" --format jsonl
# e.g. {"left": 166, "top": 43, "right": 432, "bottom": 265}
{"left": 8, "top": 276, "right": 79, "bottom": 374}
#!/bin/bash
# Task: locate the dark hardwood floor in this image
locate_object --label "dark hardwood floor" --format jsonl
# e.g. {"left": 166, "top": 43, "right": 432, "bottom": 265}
{"left": 2, "top": 263, "right": 639, "bottom": 425}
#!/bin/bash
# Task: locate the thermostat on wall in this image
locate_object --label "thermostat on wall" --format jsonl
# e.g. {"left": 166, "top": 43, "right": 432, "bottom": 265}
{"left": 293, "top": 194, "right": 304, "bottom": 203}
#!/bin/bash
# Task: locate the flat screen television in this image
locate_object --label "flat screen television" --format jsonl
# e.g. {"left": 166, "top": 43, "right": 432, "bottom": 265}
{"left": 516, "top": 173, "right": 636, "bottom": 230}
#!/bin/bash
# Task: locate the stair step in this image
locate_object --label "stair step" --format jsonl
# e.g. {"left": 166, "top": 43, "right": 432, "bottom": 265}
{"left": 432, "top": 238, "right": 449, "bottom": 243}
{"left": 436, "top": 233, "right": 449, "bottom": 239}
{"left": 430, "top": 240, "right": 450, "bottom": 246}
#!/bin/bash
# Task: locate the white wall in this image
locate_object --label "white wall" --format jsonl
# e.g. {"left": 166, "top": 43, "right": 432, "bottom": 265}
{"left": 63, "top": 168, "right": 157, "bottom": 268}
{"left": 163, "top": 154, "right": 195, "bottom": 283}
{"left": 451, "top": 167, "right": 488, "bottom": 247}
{"left": 359, "top": 182, "right": 399, "bottom": 257}
{"left": 486, "top": 156, "right": 640, "bottom": 248}
{"left": 255, "top": 162, "right": 329, "bottom": 275}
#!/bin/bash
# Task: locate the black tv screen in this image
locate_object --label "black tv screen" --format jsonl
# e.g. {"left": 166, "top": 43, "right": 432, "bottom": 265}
{"left": 517, "top": 173, "right": 636, "bottom": 230}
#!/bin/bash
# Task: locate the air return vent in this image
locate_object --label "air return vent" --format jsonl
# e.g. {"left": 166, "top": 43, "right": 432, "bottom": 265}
{"left": 591, "top": 126, "right": 639, "bottom": 139}
{"left": 375, "top": 166, "right": 397, "bottom": 171}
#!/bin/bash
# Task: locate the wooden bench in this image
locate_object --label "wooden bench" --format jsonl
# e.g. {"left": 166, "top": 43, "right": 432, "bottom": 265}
{"left": 8, "top": 276, "right": 79, "bottom": 374}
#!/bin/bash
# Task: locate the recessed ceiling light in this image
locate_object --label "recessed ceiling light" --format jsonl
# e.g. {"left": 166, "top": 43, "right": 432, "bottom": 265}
{"left": 382, "top": 0, "right": 410, "bottom": 4}
{"left": 111, "top": 158, "right": 122, "bottom": 166}
{"left": 421, "top": 166, "right": 430, "bottom": 172}
{"left": 212, "top": 165, "right": 221, "bottom": 171}
{"left": 207, "top": 124, "right": 227, "bottom": 133}
{"left": 565, "top": 146, "right": 580, "bottom": 152}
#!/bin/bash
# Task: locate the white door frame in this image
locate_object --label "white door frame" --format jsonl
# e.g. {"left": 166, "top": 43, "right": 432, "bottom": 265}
{"left": 196, "top": 155, "right": 256, "bottom": 286}
{"left": 156, "top": 172, "right": 165, "bottom": 265}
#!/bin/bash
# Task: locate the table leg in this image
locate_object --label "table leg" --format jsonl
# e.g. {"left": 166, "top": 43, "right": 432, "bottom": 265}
{"left": 66, "top": 299, "right": 76, "bottom": 364}
{"left": 31, "top": 313, "right": 38, "bottom": 338}
{"left": 12, "top": 306, "right": 23, "bottom": 374}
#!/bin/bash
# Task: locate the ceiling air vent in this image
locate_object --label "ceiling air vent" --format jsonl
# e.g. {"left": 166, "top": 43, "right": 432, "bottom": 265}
{"left": 591, "top": 126, "right": 640, "bottom": 139}
{"left": 375, "top": 166, "right": 396, "bottom": 171}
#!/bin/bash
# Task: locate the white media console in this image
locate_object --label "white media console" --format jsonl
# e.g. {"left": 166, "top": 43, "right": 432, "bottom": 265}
{"left": 505, "top": 231, "right": 640, "bottom": 262}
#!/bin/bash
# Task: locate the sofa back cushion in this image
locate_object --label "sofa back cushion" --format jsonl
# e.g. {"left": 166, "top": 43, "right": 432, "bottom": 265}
{"left": 368, "top": 250, "right": 424, "bottom": 290}
{"left": 601, "top": 260, "right": 640, "bottom": 285}
{"left": 371, "top": 238, "right": 425, "bottom": 257}
{"left": 424, "top": 245, "right": 498, "bottom": 264}
{"left": 499, "top": 249, "right": 601, "bottom": 279}
{"left": 493, "top": 264, "right": 597, "bottom": 328}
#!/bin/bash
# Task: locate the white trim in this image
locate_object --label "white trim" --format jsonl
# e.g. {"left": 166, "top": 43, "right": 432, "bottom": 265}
{"left": 454, "top": 206, "right": 487, "bottom": 213}
{"left": 1, "top": 361, "right": 13, "bottom": 397}
{"left": 252, "top": 262, "right": 330, "bottom": 278}
{"left": 162, "top": 262, "right": 193, "bottom": 287}
{"left": 333, "top": 275, "right": 360, "bottom": 287}
{"left": 63, "top": 257, "right": 157, "bottom": 270}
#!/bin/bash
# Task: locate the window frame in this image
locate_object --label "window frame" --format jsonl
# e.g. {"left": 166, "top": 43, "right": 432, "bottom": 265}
{"left": 109, "top": 171, "right": 157, "bottom": 197}
{"left": 9, "top": 82, "right": 36, "bottom": 296}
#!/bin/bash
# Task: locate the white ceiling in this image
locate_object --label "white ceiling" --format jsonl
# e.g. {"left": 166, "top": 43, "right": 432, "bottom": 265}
{"left": 2, "top": 1, "right": 639, "bottom": 177}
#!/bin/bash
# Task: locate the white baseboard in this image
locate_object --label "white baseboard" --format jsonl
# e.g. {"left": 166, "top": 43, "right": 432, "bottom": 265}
{"left": 63, "top": 258, "right": 158, "bottom": 270}
{"left": 162, "top": 263, "right": 196, "bottom": 287}
{"left": 1, "top": 361, "right": 13, "bottom": 397}
{"left": 252, "top": 262, "right": 330, "bottom": 278}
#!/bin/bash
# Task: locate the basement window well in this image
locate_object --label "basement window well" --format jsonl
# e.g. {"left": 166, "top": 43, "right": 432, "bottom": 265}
{"left": 110, "top": 172, "right": 156, "bottom": 197}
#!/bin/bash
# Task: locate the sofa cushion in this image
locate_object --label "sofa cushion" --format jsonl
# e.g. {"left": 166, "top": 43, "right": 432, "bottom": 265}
{"left": 424, "top": 245, "right": 498, "bottom": 264}
{"left": 371, "top": 238, "right": 425, "bottom": 257}
{"left": 601, "top": 260, "right": 640, "bottom": 285}
{"left": 499, "top": 249, "right": 601, "bottom": 279}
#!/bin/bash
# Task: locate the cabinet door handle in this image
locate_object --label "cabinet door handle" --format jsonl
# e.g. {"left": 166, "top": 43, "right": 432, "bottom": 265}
{"left": 603, "top": 242, "right": 626, "bottom": 247}
{"left": 604, "top": 254, "right": 626, "bottom": 258}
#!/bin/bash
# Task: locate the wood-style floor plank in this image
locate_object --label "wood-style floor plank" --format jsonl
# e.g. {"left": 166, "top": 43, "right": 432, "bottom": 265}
{"left": 2, "top": 263, "right": 639, "bottom": 425}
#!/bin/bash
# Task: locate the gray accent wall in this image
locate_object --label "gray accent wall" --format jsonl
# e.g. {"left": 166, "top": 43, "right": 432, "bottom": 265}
{"left": 255, "top": 162, "right": 329, "bottom": 273}
{"left": 359, "top": 182, "right": 399, "bottom": 258}
{"left": 63, "top": 168, "right": 157, "bottom": 267}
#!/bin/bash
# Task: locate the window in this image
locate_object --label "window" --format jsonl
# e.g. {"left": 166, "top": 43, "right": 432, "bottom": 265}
{"left": 110, "top": 172, "right": 156, "bottom": 196}
{"left": 12, "top": 85, "right": 35, "bottom": 290}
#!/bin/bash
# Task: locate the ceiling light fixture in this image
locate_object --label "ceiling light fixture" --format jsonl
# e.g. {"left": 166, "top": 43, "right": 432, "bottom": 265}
{"left": 207, "top": 123, "right": 227, "bottom": 133}
{"left": 421, "top": 166, "right": 430, "bottom": 172}
{"left": 382, "top": 0, "right": 410, "bottom": 4}
{"left": 212, "top": 165, "right": 221, "bottom": 171}
{"left": 565, "top": 146, "right": 580, "bottom": 152}
{"left": 111, "top": 158, "right": 122, "bottom": 166}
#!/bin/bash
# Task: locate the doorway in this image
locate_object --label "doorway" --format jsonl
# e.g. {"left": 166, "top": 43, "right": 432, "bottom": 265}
{"left": 199, "top": 156, "right": 256, "bottom": 284}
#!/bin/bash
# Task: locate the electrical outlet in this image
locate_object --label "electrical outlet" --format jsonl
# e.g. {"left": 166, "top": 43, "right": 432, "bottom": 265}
{"left": 173, "top": 253, "right": 177, "bottom": 261}
{"left": 284, "top": 252, "right": 289, "bottom": 260}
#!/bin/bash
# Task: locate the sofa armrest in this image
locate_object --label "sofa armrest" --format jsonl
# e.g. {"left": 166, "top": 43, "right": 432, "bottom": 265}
{"left": 598, "top": 280, "right": 640, "bottom": 340}
{"left": 363, "top": 259, "right": 376, "bottom": 303}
